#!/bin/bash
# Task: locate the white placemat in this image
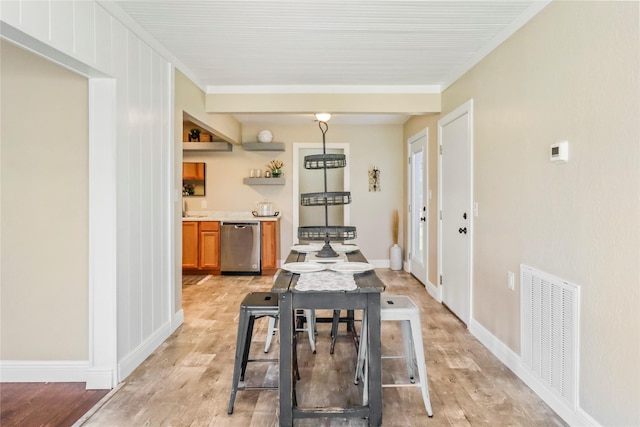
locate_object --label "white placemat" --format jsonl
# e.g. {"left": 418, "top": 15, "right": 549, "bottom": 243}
{"left": 295, "top": 271, "right": 357, "bottom": 291}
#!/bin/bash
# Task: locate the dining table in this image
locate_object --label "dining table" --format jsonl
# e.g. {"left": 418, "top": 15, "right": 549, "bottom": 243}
{"left": 271, "top": 248, "right": 386, "bottom": 426}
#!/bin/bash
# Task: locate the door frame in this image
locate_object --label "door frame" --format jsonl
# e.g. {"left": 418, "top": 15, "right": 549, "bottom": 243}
{"left": 437, "top": 99, "right": 474, "bottom": 323}
{"left": 406, "top": 129, "right": 429, "bottom": 284}
{"left": 292, "top": 143, "right": 351, "bottom": 243}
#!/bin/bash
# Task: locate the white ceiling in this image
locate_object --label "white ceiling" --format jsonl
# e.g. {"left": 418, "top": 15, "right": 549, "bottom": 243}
{"left": 112, "top": 1, "right": 548, "bottom": 124}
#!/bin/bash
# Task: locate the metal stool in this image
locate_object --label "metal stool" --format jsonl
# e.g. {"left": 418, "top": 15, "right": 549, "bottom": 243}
{"left": 354, "top": 295, "right": 433, "bottom": 417}
{"left": 329, "top": 309, "right": 358, "bottom": 354}
{"left": 228, "top": 292, "right": 299, "bottom": 414}
{"left": 264, "top": 309, "right": 316, "bottom": 353}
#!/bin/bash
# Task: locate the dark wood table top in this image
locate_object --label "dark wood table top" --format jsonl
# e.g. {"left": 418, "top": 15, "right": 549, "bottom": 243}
{"left": 271, "top": 249, "right": 386, "bottom": 294}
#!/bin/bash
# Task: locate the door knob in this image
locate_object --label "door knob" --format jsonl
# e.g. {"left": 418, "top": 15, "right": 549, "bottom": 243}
{"left": 458, "top": 227, "right": 467, "bottom": 234}
{"left": 420, "top": 217, "right": 426, "bottom": 222}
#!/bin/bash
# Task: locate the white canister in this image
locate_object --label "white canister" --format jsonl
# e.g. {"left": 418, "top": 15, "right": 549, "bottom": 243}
{"left": 390, "top": 244, "right": 402, "bottom": 270}
{"left": 257, "top": 130, "right": 273, "bottom": 143}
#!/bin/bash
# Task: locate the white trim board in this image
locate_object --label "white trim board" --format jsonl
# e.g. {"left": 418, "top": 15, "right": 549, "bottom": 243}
{"left": 0, "top": 360, "right": 89, "bottom": 383}
{"left": 468, "top": 318, "right": 601, "bottom": 427}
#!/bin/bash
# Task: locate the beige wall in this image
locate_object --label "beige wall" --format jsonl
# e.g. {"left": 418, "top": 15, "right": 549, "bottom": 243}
{"left": 185, "top": 122, "right": 405, "bottom": 261}
{"left": 442, "top": 2, "right": 639, "bottom": 425}
{"left": 0, "top": 41, "right": 89, "bottom": 360}
{"left": 403, "top": 115, "right": 440, "bottom": 286}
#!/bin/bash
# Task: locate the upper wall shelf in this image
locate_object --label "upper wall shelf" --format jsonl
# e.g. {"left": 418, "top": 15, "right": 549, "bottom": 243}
{"left": 242, "top": 142, "right": 285, "bottom": 151}
{"left": 183, "top": 111, "right": 233, "bottom": 152}
{"left": 183, "top": 142, "right": 232, "bottom": 152}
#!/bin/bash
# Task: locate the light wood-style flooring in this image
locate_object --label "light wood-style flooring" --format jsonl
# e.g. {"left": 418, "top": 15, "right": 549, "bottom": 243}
{"left": 80, "top": 270, "right": 566, "bottom": 426}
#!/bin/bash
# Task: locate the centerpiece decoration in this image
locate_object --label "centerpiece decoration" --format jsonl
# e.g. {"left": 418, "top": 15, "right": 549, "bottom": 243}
{"left": 267, "top": 159, "right": 284, "bottom": 178}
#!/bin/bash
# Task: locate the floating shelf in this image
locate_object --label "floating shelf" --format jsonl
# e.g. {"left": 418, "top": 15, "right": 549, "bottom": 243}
{"left": 242, "top": 142, "right": 285, "bottom": 151}
{"left": 243, "top": 177, "right": 285, "bottom": 185}
{"left": 183, "top": 142, "right": 232, "bottom": 152}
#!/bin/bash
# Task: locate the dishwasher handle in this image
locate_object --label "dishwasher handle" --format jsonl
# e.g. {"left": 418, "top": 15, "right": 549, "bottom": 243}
{"left": 222, "top": 222, "right": 259, "bottom": 228}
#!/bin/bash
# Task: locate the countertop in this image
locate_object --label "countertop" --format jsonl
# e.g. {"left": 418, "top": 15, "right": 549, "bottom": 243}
{"left": 182, "top": 211, "right": 281, "bottom": 222}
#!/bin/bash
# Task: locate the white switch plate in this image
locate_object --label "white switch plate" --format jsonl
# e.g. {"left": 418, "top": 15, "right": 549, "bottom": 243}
{"left": 508, "top": 271, "right": 515, "bottom": 290}
{"left": 201, "top": 200, "right": 207, "bottom": 208}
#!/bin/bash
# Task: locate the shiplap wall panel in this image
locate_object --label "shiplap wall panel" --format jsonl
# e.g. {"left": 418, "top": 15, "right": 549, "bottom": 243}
{"left": 73, "top": 1, "right": 95, "bottom": 66}
{"left": 112, "top": 17, "right": 131, "bottom": 362}
{"left": 20, "top": 0, "right": 49, "bottom": 43}
{"left": 94, "top": 5, "right": 112, "bottom": 74}
{"left": 2, "top": 0, "right": 175, "bottom": 384}
{"left": 151, "top": 53, "right": 165, "bottom": 331}
{"left": 0, "top": 1, "right": 20, "bottom": 28}
{"left": 140, "top": 43, "right": 154, "bottom": 340}
{"left": 50, "top": 1, "right": 74, "bottom": 53}
{"left": 127, "top": 31, "right": 143, "bottom": 350}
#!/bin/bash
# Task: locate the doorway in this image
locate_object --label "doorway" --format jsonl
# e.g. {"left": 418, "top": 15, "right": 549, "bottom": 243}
{"left": 438, "top": 100, "right": 473, "bottom": 325}
{"left": 407, "top": 130, "right": 428, "bottom": 286}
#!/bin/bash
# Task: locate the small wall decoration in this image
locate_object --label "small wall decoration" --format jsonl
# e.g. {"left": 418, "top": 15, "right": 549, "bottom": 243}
{"left": 188, "top": 128, "right": 201, "bottom": 142}
{"left": 368, "top": 166, "right": 381, "bottom": 192}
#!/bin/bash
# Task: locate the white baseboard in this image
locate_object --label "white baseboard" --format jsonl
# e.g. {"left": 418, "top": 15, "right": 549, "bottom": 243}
{"left": 118, "top": 320, "right": 173, "bottom": 382}
{"left": 370, "top": 259, "right": 390, "bottom": 268}
{"left": 86, "top": 368, "right": 114, "bottom": 389}
{"left": 0, "top": 360, "right": 88, "bottom": 382}
{"left": 172, "top": 308, "right": 184, "bottom": 331}
{"left": 425, "top": 280, "right": 440, "bottom": 302}
{"left": 468, "top": 319, "right": 601, "bottom": 427}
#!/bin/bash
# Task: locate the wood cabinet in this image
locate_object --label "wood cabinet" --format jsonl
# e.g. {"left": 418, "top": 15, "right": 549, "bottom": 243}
{"left": 199, "top": 222, "right": 220, "bottom": 269}
{"left": 182, "top": 221, "right": 199, "bottom": 269}
{"left": 182, "top": 221, "right": 220, "bottom": 274}
{"left": 183, "top": 162, "right": 205, "bottom": 181}
{"left": 261, "top": 220, "right": 280, "bottom": 276}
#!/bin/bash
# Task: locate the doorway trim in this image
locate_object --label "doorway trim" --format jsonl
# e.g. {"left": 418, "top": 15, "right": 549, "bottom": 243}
{"left": 292, "top": 143, "right": 351, "bottom": 243}
{"left": 437, "top": 99, "right": 474, "bottom": 325}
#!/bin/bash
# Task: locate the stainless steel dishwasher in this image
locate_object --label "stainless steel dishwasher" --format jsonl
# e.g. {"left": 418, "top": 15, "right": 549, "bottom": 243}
{"left": 220, "top": 222, "right": 261, "bottom": 274}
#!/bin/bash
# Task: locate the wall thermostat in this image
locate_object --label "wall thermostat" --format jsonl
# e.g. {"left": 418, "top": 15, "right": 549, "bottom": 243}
{"left": 550, "top": 141, "right": 569, "bottom": 163}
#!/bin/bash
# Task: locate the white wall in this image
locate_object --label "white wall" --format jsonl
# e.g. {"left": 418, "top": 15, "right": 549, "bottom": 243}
{"left": 442, "top": 2, "right": 639, "bottom": 425}
{"left": 0, "top": 0, "right": 176, "bottom": 386}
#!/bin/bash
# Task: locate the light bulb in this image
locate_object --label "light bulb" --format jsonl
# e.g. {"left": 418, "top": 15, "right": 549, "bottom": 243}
{"left": 314, "top": 113, "right": 332, "bottom": 122}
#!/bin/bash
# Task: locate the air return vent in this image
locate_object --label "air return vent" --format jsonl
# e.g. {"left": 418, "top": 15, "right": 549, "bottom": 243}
{"left": 520, "top": 265, "right": 580, "bottom": 410}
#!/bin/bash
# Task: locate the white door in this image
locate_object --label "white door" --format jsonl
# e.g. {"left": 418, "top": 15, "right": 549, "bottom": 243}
{"left": 438, "top": 101, "right": 473, "bottom": 325}
{"left": 408, "top": 131, "right": 428, "bottom": 285}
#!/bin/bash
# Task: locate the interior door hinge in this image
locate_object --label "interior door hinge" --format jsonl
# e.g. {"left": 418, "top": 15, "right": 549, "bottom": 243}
{"left": 440, "top": 275, "right": 443, "bottom": 285}
{"left": 439, "top": 210, "right": 442, "bottom": 220}
{"left": 439, "top": 145, "right": 443, "bottom": 155}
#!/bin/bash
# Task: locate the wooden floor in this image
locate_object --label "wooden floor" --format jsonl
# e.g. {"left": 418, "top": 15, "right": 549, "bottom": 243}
{"left": 0, "top": 382, "right": 109, "bottom": 427}
{"left": 77, "top": 270, "right": 565, "bottom": 426}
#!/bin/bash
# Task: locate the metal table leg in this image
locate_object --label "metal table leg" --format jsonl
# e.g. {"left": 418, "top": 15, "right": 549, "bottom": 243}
{"left": 278, "top": 292, "right": 294, "bottom": 426}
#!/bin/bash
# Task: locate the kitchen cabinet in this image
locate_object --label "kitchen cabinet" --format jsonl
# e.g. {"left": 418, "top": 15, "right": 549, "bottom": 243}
{"left": 182, "top": 221, "right": 221, "bottom": 274}
{"left": 182, "top": 221, "right": 199, "bottom": 269}
{"left": 261, "top": 220, "right": 280, "bottom": 276}
{"left": 183, "top": 162, "right": 205, "bottom": 181}
{"left": 199, "top": 222, "right": 220, "bottom": 269}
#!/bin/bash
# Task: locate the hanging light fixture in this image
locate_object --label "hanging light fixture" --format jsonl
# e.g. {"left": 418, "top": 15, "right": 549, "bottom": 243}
{"left": 298, "top": 113, "right": 356, "bottom": 258}
{"left": 314, "top": 113, "right": 332, "bottom": 122}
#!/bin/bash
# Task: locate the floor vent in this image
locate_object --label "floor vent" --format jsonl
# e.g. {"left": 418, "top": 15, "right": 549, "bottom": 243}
{"left": 520, "top": 264, "right": 580, "bottom": 410}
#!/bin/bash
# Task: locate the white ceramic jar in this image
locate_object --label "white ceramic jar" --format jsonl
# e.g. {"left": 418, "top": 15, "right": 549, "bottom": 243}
{"left": 257, "top": 129, "right": 273, "bottom": 143}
